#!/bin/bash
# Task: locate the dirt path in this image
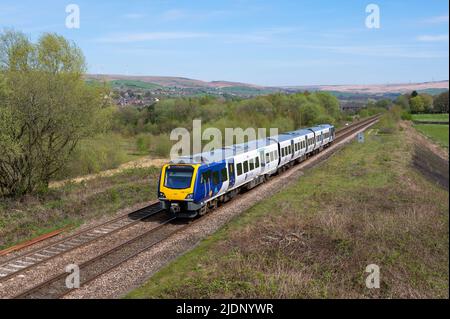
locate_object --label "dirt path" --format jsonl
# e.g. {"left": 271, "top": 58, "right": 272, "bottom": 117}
{"left": 49, "top": 157, "right": 167, "bottom": 188}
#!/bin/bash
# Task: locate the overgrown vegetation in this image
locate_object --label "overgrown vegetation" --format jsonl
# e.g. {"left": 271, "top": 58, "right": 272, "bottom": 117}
{"left": 0, "top": 30, "right": 110, "bottom": 196}
{"left": 0, "top": 166, "right": 160, "bottom": 249}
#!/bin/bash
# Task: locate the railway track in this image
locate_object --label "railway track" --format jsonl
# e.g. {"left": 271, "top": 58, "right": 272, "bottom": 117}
{"left": 10, "top": 114, "right": 379, "bottom": 299}
{"left": 14, "top": 214, "right": 182, "bottom": 299}
{"left": 0, "top": 202, "right": 164, "bottom": 282}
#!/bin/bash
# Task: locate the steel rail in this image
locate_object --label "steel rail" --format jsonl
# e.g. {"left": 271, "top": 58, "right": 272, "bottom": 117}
{"left": 0, "top": 202, "right": 164, "bottom": 282}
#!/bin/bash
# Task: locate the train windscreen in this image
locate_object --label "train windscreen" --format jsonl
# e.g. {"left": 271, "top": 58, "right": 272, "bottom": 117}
{"left": 164, "top": 165, "right": 194, "bottom": 189}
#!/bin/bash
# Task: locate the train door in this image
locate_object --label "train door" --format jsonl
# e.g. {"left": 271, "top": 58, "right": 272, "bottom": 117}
{"left": 290, "top": 140, "right": 295, "bottom": 160}
{"left": 227, "top": 160, "right": 235, "bottom": 188}
{"left": 201, "top": 170, "right": 211, "bottom": 199}
{"left": 259, "top": 150, "right": 266, "bottom": 171}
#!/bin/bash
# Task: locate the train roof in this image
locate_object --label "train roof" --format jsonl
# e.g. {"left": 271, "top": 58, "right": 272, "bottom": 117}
{"left": 172, "top": 136, "right": 277, "bottom": 164}
{"left": 171, "top": 124, "right": 334, "bottom": 164}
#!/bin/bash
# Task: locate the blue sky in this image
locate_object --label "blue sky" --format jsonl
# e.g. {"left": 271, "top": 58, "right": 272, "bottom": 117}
{"left": 0, "top": 0, "right": 448, "bottom": 86}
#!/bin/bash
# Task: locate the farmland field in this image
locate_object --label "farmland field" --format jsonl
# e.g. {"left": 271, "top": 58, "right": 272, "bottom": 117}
{"left": 411, "top": 114, "right": 449, "bottom": 122}
{"left": 414, "top": 124, "right": 449, "bottom": 148}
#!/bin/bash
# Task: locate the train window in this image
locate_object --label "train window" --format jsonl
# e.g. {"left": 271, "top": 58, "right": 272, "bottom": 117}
{"left": 255, "top": 157, "right": 260, "bottom": 168}
{"left": 243, "top": 161, "right": 249, "bottom": 173}
{"left": 288, "top": 145, "right": 291, "bottom": 154}
{"left": 212, "top": 171, "right": 220, "bottom": 185}
{"left": 221, "top": 168, "right": 228, "bottom": 182}
{"left": 237, "top": 163, "right": 243, "bottom": 176}
{"left": 270, "top": 152, "right": 274, "bottom": 162}
{"left": 249, "top": 159, "right": 254, "bottom": 171}
{"left": 200, "top": 170, "right": 210, "bottom": 184}
{"left": 281, "top": 148, "right": 285, "bottom": 157}
{"left": 266, "top": 153, "right": 270, "bottom": 164}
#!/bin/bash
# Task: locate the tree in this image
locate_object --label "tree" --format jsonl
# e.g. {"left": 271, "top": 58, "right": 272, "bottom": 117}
{"left": 395, "top": 94, "right": 410, "bottom": 111}
{"left": 409, "top": 96, "right": 425, "bottom": 113}
{"left": 0, "top": 30, "right": 104, "bottom": 196}
{"left": 433, "top": 91, "right": 449, "bottom": 113}
{"left": 375, "top": 99, "right": 393, "bottom": 109}
{"left": 420, "top": 93, "right": 434, "bottom": 113}
{"left": 315, "top": 92, "right": 340, "bottom": 119}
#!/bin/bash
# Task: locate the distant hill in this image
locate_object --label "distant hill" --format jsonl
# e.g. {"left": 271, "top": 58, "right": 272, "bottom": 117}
{"left": 86, "top": 74, "right": 448, "bottom": 96}
{"left": 87, "top": 74, "right": 263, "bottom": 89}
{"left": 285, "top": 80, "right": 449, "bottom": 95}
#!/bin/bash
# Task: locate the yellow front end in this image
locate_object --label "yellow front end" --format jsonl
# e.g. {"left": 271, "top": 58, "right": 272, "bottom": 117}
{"left": 159, "top": 164, "right": 200, "bottom": 201}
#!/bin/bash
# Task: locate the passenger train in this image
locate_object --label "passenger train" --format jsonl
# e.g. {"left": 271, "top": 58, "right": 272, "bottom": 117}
{"left": 158, "top": 124, "right": 335, "bottom": 217}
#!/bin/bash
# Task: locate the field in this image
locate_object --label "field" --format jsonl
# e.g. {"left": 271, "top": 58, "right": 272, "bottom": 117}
{"left": 411, "top": 114, "right": 449, "bottom": 122}
{"left": 0, "top": 167, "right": 160, "bottom": 250}
{"left": 127, "top": 122, "right": 449, "bottom": 299}
{"left": 414, "top": 124, "right": 449, "bottom": 148}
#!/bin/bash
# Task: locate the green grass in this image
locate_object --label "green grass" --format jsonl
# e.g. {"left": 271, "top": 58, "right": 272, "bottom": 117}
{"left": 414, "top": 124, "right": 449, "bottom": 148}
{"left": 54, "top": 133, "right": 150, "bottom": 181}
{"left": 411, "top": 114, "right": 449, "bottom": 122}
{"left": 110, "top": 80, "right": 162, "bottom": 90}
{"left": 0, "top": 167, "right": 160, "bottom": 250}
{"left": 127, "top": 122, "right": 449, "bottom": 299}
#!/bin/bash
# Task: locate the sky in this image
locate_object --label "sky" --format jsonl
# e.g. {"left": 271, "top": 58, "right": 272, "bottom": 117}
{"left": 0, "top": 0, "right": 448, "bottom": 86}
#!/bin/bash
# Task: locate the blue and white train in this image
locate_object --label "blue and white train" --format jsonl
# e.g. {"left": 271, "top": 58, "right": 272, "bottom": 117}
{"left": 158, "top": 124, "right": 335, "bottom": 217}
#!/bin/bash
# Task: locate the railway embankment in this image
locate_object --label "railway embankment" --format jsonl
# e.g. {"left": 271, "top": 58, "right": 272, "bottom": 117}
{"left": 128, "top": 116, "right": 449, "bottom": 299}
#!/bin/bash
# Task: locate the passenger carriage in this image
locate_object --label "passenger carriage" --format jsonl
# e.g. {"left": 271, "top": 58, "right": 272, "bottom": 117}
{"left": 158, "top": 124, "right": 335, "bottom": 217}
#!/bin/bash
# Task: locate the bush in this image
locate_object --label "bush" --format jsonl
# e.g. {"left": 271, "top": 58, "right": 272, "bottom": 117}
{"left": 55, "top": 133, "right": 128, "bottom": 179}
{"left": 401, "top": 112, "right": 412, "bottom": 121}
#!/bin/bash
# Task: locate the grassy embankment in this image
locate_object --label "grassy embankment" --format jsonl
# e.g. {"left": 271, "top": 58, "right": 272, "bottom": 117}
{"left": 411, "top": 113, "right": 449, "bottom": 122}
{"left": 128, "top": 117, "right": 449, "bottom": 299}
{"left": 409, "top": 114, "right": 449, "bottom": 149}
{"left": 0, "top": 167, "right": 160, "bottom": 250}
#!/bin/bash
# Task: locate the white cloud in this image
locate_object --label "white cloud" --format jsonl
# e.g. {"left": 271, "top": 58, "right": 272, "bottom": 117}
{"left": 417, "top": 34, "right": 449, "bottom": 42}
{"left": 95, "top": 32, "right": 211, "bottom": 43}
{"left": 423, "top": 15, "right": 449, "bottom": 24}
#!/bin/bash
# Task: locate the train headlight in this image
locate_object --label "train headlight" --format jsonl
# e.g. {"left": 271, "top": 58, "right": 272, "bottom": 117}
{"left": 185, "top": 193, "right": 194, "bottom": 200}
{"left": 159, "top": 192, "right": 166, "bottom": 198}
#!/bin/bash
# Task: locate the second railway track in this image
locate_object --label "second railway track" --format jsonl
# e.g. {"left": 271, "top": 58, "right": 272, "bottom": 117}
{"left": 0, "top": 202, "right": 164, "bottom": 282}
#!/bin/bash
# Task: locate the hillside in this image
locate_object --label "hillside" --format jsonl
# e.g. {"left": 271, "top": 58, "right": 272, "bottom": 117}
{"left": 88, "top": 74, "right": 448, "bottom": 92}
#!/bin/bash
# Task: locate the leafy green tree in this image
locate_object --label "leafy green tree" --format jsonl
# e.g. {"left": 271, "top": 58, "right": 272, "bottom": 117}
{"left": 410, "top": 96, "right": 425, "bottom": 113}
{"left": 395, "top": 94, "right": 410, "bottom": 111}
{"left": 0, "top": 30, "right": 104, "bottom": 196}
{"left": 375, "top": 99, "right": 393, "bottom": 109}
{"left": 433, "top": 91, "right": 449, "bottom": 113}
{"left": 315, "top": 92, "right": 340, "bottom": 118}
{"left": 420, "top": 93, "right": 434, "bottom": 113}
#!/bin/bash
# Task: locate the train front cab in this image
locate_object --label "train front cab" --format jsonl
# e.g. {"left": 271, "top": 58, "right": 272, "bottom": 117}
{"left": 158, "top": 164, "right": 201, "bottom": 217}
{"left": 158, "top": 162, "right": 230, "bottom": 218}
